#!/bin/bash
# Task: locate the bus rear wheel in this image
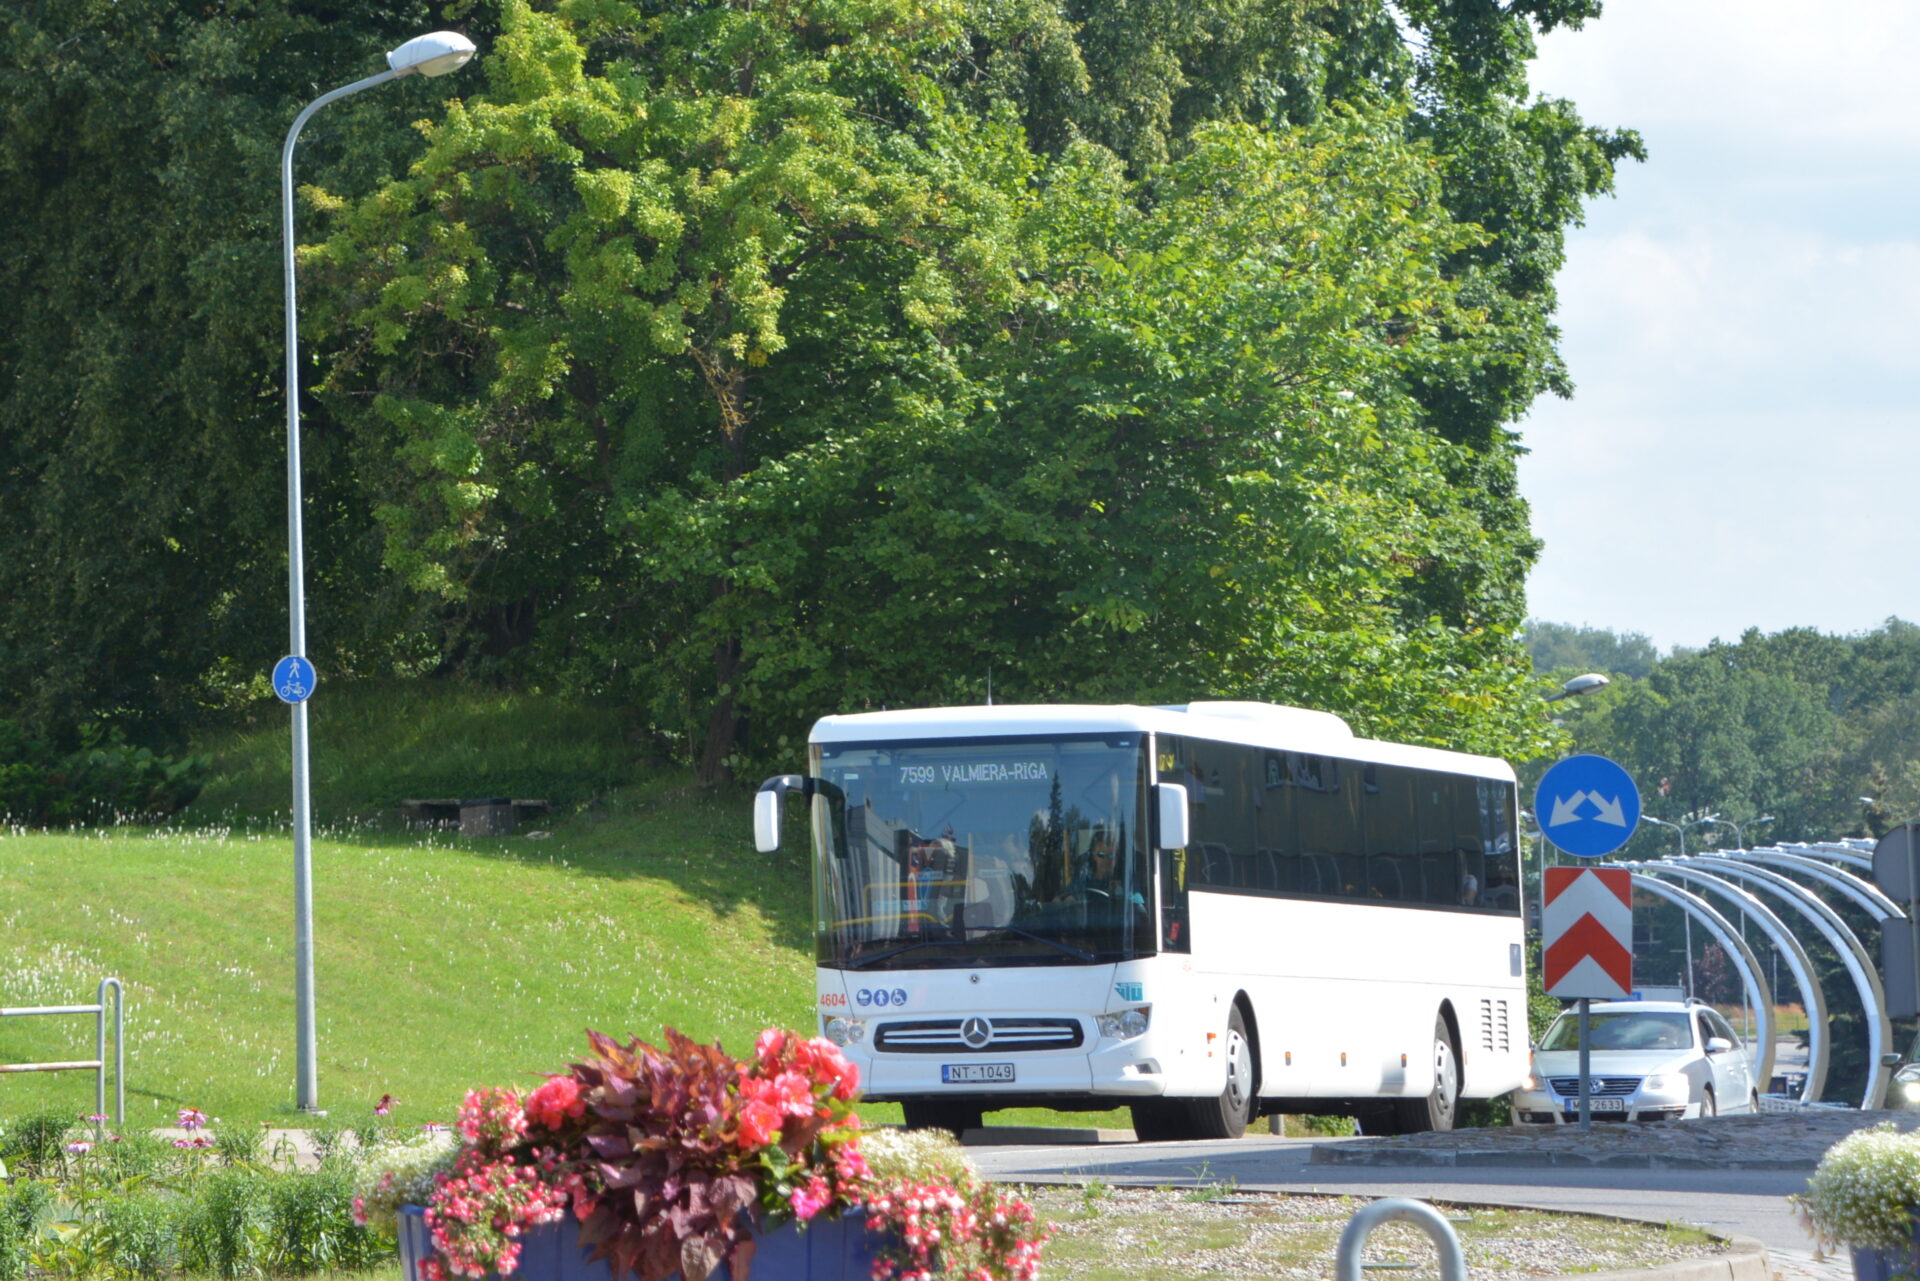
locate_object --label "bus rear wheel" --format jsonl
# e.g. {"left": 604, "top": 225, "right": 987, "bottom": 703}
{"left": 901, "top": 1100, "right": 984, "bottom": 1137}
{"left": 1392, "top": 1014, "right": 1459, "bottom": 1133}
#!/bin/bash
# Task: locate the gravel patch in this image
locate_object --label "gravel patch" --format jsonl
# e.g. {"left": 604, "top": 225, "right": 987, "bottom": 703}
{"left": 1027, "top": 1186, "right": 1731, "bottom": 1281}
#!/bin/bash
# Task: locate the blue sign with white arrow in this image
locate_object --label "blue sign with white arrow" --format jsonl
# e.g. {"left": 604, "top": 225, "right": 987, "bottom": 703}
{"left": 273, "top": 655, "right": 317, "bottom": 705}
{"left": 1534, "top": 753, "right": 1640, "bottom": 859}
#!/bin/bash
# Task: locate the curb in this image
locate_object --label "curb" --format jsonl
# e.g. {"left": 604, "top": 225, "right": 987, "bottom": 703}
{"left": 1558, "top": 1235, "right": 1773, "bottom": 1281}
{"left": 1307, "top": 1143, "right": 1815, "bottom": 1171}
{"left": 958, "top": 1126, "right": 1136, "bottom": 1145}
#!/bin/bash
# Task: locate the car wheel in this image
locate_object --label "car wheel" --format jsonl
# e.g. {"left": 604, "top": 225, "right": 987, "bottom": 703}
{"left": 1698, "top": 1086, "right": 1717, "bottom": 1119}
{"left": 1393, "top": 1014, "right": 1459, "bottom": 1133}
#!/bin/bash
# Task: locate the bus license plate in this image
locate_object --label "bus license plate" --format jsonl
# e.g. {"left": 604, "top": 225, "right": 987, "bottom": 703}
{"left": 1566, "top": 1098, "right": 1625, "bottom": 1113}
{"left": 942, "top": 1063, "right": 1014, "bottom": 1084}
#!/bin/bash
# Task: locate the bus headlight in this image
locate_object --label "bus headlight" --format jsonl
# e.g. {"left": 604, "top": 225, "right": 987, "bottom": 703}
{"left": 1098, "top": 1006, "right": 1151, "bottom": 1041}
{"left": 824, "top": 1017, "right": 867, "bottom": 1046}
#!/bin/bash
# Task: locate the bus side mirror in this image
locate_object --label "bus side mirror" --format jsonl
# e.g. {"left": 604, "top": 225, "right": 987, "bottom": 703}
{"left": 1156, "top": 782, "right": 1190, "bottom": 851}
{"left": 754, "top": 775, "right": 807, "bottom": 852}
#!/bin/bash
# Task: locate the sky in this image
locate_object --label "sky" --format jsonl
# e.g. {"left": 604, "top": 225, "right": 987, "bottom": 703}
{"left": 1517, "top": 2, "right": 1920, "bottom": 653}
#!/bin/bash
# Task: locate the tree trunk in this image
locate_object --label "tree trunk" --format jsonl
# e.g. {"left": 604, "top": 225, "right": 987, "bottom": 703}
{"left": 692, "top": 344, "right": 752, "bottom": 787}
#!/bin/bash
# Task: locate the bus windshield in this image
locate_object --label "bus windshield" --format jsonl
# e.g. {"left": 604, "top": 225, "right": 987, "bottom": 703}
{"left": 810, "top": 735, "right": 1153, "bottom": 969}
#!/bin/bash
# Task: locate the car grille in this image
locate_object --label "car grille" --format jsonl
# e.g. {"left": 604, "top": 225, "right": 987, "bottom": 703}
{"left": 1547, "top": 1076, "right": 1640, "bottom": 1097}
{"left": 874, "top": 1018, "right": 1084, "bottom": 1054}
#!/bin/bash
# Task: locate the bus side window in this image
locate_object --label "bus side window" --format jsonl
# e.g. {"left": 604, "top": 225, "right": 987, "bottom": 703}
{"left": 1451, "top": 777, "right": 1487, "bottom": 906}
{"left": 1480, "top": 780, "right": 1520, "bottom": 912}
{"left": 1415, "top": 778, "right": 1455, "bottom": 905}
{"left": 1365, "top": 765, "right": 1417, "bottom": 904}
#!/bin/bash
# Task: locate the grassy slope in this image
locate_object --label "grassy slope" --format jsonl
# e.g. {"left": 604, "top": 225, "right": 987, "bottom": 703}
{"left": 0, "top": 782, "right": 816, "bottom": 1127}
{"left": 1, "top": 681, "right": 1126, "bottom": 1130}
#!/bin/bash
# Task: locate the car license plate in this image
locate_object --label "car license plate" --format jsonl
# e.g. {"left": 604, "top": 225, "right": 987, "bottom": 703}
{"left": 1565, "top": 1098, "right": 1625, "bottom": 1113}
{"left": 942, "top": 1063, "right": 1014, "bottom": 1084}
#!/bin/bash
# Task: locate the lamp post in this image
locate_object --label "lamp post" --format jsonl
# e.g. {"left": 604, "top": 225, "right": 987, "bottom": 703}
{"left": 281, "top": 29, "right": 476, "bottom": 1112}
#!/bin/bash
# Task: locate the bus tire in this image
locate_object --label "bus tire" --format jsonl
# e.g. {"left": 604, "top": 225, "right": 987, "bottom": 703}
{"left": 901, "top": 1099, "right": 984, "bottom": 1137}
{"left": 1188, "top": 1005, "right": 1256, "bottom": 1141}
{"left": 1129, "top": 1099, "right": 1188, "bottom": 1143}
{"left": 1393, "top": 1014, "right": 1459, "bottom": 1133}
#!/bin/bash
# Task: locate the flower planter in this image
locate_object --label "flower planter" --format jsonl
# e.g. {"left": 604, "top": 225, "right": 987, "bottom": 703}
{"left": 1851, "top": 1240, "right": 1920, "bottom": 1281}
{"left": 398, "top": 1206, "right": 881, "bottom": 1281}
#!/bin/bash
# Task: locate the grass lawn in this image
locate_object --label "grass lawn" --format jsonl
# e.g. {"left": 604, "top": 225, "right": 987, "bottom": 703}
{"left": 0, "top": 782, "right": 819, "bottom": 1127}
{"left": 2, "top": 681, "right": 1139, "bottom": 1132}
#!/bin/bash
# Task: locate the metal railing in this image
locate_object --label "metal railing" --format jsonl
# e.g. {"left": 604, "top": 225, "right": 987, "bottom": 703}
{"left": 0, "top": 977, "right": 124, "bottom": 1124}
{"left": 1335, "top": 1197, "right": 1467, "bottom": 1281}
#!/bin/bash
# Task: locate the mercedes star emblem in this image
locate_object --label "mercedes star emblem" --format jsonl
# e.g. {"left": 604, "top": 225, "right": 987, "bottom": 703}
{"left": 961, "top": 1016, "right": 991, "bottom": 1049}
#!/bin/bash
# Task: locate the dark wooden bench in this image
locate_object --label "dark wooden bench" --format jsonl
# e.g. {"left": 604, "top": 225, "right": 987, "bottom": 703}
{"left": 398, "top": 798, "right": 552, "bottom": 835}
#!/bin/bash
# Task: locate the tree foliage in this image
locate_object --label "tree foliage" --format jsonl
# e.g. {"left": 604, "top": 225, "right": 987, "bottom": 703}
{"left": 1540, "top": 619, "right": 1920, "bottom": 856}
{"left": 1, "top": 0, "right": 1638, "bottom": 782}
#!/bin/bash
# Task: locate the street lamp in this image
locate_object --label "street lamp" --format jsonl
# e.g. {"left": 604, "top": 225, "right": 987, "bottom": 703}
{"left": 280, "top": 29, "right": 477, "bottom": 1113}
{"left": 1694, "top": 813, "right": 1774, "bottom": 850}
{"left": 1545, "top": 673, "right": 1611, "bottom": 702}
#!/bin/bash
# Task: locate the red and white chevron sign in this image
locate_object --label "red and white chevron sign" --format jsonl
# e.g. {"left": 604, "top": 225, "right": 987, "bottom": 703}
{"left": 1542, "top": 866, "right": 1633, "bottom": 1000}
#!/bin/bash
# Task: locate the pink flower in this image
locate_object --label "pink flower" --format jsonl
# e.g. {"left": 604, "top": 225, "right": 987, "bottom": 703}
{"left": 525, "top": 1075, "right": 585, "bottom": 1131}
{"left": 65, "top": 1140, "right": 93, "bottom": 1156}
{"left": 789, "top": 1175, "right": 832, "bottom": 1221}
{"left": 177, "top": 1107, "right": 207, "bottom": 1132}
{"left": 737, "top": 1097, "right": 783, "bottom": 1148}
{"left": 772, "top": 1070, "right": 816, "bottom": 1118}
{"left": 375, "top": 1093, "right": 394, "bottom": 1116}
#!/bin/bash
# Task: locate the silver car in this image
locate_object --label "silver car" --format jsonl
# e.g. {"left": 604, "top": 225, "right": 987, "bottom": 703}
{"left": 1511, "top": 999, "right": 1759, "bottom": 1124}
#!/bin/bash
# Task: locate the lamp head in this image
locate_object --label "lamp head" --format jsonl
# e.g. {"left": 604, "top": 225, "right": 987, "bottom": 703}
{"left": 388, "top": 31, "right": 476, "bottom": 78}
{"left": 1545, "top": 672, "right": 1610, "bottom": 702}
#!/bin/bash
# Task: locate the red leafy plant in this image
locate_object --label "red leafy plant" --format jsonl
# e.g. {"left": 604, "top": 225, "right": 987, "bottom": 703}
{"left": 422, "top": 1027, "right": 867, "bottom": 1281}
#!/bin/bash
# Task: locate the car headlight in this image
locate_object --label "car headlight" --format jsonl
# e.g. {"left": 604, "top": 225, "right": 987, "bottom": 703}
{"left": 824, "top": 1017, "right": 867, "bottom": 1046}
{"left": 1641, "top": 1073, "right": 1685, "bottom": 1093}
{"left": 1895, "top": 1064, "right": 1920, "bottom": 1083}
{"left": 1519, "top": 1074, "right": 1541, "bottom": 1092}
{"left": 1097, "top": 1006, "right": 1151, "bottom": 1041}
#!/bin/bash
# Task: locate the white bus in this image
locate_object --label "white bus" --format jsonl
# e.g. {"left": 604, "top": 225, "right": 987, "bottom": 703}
{"left": 754, "top": 701, "right": 1528, "bottom": 1140}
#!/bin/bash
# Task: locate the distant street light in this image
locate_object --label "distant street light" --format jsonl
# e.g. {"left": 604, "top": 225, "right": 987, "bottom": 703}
{"left": 1546, "top": 673, "right": 1611, "bottom": 702}
{"left": 1695, "top": 813, "right": 1774, "bottom": 850}
{"left": 280, "top": 29, "right": 476, "bottom": 1114}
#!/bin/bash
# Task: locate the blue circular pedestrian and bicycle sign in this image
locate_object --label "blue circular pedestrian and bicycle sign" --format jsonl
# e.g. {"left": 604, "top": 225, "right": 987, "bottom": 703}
{"left": 273, "top": 656, "right": 318, "bottom": 704}
{"left": 1533, "top": 753, "right": 1640, "bottom": 859}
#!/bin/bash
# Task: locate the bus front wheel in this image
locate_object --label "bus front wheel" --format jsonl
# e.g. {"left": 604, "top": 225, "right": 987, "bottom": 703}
{"left": 1130, "top": 1007, "right": 1257, "bottom": 1141}
{"left": 1188, "top": 1005, "right": 1256, "bottom": 1140}
{"left": 1393, "top": 1014, "right": 1458, "bottom": 1133}
{"left": 901, "top": 1099, "right": 985, "bottom": 1137}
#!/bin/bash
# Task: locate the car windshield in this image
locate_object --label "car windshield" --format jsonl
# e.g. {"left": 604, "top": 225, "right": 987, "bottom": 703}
{"left": 808, "top": 734, "right": 1153, "bottom": 969}
{"left": 1541, "top": 1011, "right": 1693, "bottom": 1052}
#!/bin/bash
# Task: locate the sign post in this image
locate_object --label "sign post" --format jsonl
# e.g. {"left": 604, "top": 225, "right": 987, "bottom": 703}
{"left": 1534, "top": 754, "right": 1641, "bottom": 1133}
{"left": 1874, "top": 823, "right": 1920, "bottom": 1020}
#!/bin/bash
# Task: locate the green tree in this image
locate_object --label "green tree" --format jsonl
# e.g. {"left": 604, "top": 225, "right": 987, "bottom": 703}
{"left": 0, "top": 0, "right": 478, "bottom": 732}
{"left": 317, "top": 0, "right": 1561, "bottom": 777}
{"left": 1524, "top": 620, "right": 1660, "bottom": 679}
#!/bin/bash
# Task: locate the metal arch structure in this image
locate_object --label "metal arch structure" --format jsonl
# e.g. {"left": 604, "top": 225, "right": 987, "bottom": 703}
{"left": 1774, "top": 841, "right": 1875, "bottom": 872}
{"left": 1639, "top": 859, "right": 1829, "bottom": 1102}
{"left": 1735, "top": 849, "right": 1904, "bottom": 920}
{"left": 1693, "top": 854, "right": 1896, "bottom": 1109}
{"left": 1621, "top": 874, "right": 1775, "bottom": 1094}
